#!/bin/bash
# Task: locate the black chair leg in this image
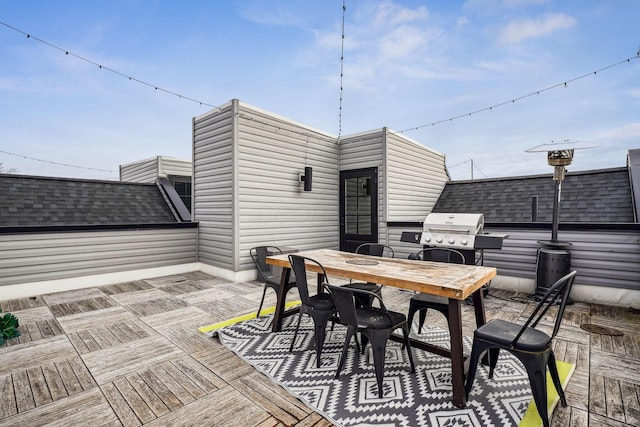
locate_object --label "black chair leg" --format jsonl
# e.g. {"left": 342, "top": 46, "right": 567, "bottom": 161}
{"left": 547, "top": 351, "right": 567, "bottom": 406}
{"left": 401, "top": 326, "right": 415, "bottom": 372}
{"left": 336, "top": 326, "right": 357, "bottom": 378}
{"left": 368, "top": 329, "right": 390, "bottom": 398}
{"left": 313, "top": 310, "right": 334, "bottom": 368}
{"left": 289, "top": 312, "right": 304, "bottom": 352}
{"left": 488, "top": 348, "right": 500, "bottom": 378}
{"left": 256, "top": 286, "right": 268, "bottom": 317}
{"left": 417, "top": 309, "right": 428, "bottom": 333}
{"left": 526, "top": 361, "right": 550, "bottom": 427}
{"left": 465, "top": 342, "right": 485, "bottom": 398}
{"left": 407, "top": 304, "right": 419, "bottom": 333}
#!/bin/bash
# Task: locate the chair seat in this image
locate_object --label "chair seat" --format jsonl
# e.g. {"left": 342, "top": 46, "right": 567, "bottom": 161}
{"left": 309, "top": 293, "right": 334, "bottom": 311}
{"left": 265, "top": 274, "right": 297, "bottom": 289}
{"left": 357, "top": 306, "right": 406, "bottom": 329}
{"left": 410, "top": 293, "right": 448, "bottom": 306}
{"left": 342, "top": 282, "right": 381, "bottom": 293}
{"left": 475, "top": 319, "right": 552, "bottom": 352}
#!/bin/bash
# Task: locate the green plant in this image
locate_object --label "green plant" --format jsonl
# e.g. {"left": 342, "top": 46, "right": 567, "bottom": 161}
{"left": 0, "top": 309, "right": 21, "bottom": 346}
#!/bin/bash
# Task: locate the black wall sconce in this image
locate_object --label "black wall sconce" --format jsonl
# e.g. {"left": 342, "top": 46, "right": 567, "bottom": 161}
{"left": 299, "top": 166, "right": 312, "bottom": 191}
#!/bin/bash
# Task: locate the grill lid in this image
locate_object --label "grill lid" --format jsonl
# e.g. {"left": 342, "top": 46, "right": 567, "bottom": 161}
{"left": 421, "top": 213, "right": 484, "bottom": 249}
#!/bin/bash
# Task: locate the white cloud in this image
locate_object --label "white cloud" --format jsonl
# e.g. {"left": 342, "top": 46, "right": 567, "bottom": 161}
{"left": 497, "top": 13, "right": 576, "bottom": 44}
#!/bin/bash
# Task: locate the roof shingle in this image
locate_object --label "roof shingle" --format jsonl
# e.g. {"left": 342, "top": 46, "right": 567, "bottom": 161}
{"left": 432, "top": 167, "right": 634, "bottom": 223}
{"left": 0, "top": 174, "right": 177, "bottom": 227}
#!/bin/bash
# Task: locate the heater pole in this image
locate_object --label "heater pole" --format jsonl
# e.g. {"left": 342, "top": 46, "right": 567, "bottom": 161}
{"left": 551, "top": 180, "right": 561, "bottom": 241}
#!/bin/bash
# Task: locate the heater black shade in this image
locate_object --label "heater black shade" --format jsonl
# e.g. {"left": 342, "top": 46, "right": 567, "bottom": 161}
{"left": 301, "top": 166, "right": 312, "bottom": 191}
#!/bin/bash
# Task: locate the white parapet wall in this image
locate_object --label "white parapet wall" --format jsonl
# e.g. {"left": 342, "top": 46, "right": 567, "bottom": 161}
{"left": 491, "top": 275, "right": 640, "bottom": 309}
{"left": 1, "top": 263, "right": 200, "bottom": 300}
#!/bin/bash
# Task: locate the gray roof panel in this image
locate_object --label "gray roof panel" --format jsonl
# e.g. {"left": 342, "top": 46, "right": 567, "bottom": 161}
{"left": 433, "top": 167, "right": 634, "bottom": 223}
{"left": 0, "top": 174, "right": 178, "bottom": 227}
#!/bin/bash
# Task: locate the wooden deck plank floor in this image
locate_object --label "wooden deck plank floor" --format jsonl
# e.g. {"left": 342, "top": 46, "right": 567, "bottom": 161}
{"left": 1, "top": 272, "right": 639, "bottom": 426}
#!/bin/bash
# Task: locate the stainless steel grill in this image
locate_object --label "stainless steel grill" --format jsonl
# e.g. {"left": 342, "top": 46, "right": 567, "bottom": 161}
{"left": 421, "top": 213, "right": 484, "bottom": 250}
{"left": 401, "top": 212, "right": 507, "bottom": 263}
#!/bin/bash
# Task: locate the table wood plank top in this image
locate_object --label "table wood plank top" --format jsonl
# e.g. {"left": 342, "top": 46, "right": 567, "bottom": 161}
{"left": 267, "top": 248, "right": 496, "bottom": 300}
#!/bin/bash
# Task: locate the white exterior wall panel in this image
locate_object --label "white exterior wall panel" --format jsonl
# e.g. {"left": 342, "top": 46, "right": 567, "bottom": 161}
{"left": 0, "top": 228, "right": 197, "bottom": 286}
{"left": 339, "top": 130, "right": 387, "bottom": 244}
{"left": 483, "top": 227, "right": 640, "bottom": 289}
{"left": 159, "top": 157, "right": 192, "bottom": 178}
{"left": 386, "top": 132, "right": 448, "bottom": 222}
{"left": 236, "top": 103, "right": 339, "bottom": 271}
{"left": 193, "top": 102, "right": 235, "bottom": 269}
{"left": 119, "top": 158, "right": 158, "bottom": 183}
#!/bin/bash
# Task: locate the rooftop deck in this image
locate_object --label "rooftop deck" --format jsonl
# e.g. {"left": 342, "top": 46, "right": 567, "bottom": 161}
{"left": 1, "top": 272, "right": 639, "bottom": 426}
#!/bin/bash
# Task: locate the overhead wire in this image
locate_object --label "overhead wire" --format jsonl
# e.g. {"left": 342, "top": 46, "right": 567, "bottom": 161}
{"left": 398, "top": 53, "right": 639, "bottom": 134}
{"left": 337, "top": 0, "right": 346, "bottom": 140}
{"left": 0, "top": 20, "right": 220, "bottom": 110}
{"left": 0, "top": 150, "right": 115, "bottom": 173}
{"left": 1, "top": 19, "right": 638, "bottom": 173}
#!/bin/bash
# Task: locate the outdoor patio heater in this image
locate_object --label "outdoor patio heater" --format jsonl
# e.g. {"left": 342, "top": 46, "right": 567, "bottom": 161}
{"left": 533, "top": 148, "right": 573, "bottom": 300}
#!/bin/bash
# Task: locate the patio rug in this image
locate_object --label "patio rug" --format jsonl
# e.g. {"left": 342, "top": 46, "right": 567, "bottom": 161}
{"left": 214, "top": 315, "right": 574, "bottom": 427}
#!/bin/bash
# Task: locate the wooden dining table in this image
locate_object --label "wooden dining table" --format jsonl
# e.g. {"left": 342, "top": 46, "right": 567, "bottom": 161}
{"left": 266, "top": 248, "right": 496, "bottom": 408}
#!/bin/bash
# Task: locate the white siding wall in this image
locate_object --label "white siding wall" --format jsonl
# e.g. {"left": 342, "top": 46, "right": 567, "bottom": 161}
{"left": 120, "top": 157, "right": 192, "bottom": 183}
{"left": 193, "top": 102, "right": 235, "bottom": 270}
{"left": 388, "top": 224, "right": 640, "bottom": 290}
{"left": 0, "top": 228, "right": 197, "bottom": 286}
{"left": 119, "top": 157, "right": 159, "bottom": 183}
{"left": 339, "top": 130, "right": 387, "bottom": 244}
{"left": 159, "top": 157, "right": 192, "bottom": 178}
{"left": 483, "top": 226, "right": 640, "bottom": 290}
{"left": 236, "top": 103, "right": 339, "bottom": 271}
{"left": 386, "top": 131, "right": 448, "bottom": 222}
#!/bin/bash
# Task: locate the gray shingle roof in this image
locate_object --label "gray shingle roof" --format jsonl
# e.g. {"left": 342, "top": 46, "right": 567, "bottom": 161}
{"left": 432, "top": 167, "right": 635, "bottom": 223}
{"left": 0, "top": 174, "right": 178, "bottom": 227}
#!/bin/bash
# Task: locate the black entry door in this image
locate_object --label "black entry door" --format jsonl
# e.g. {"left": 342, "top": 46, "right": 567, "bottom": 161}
{"left": 339, "top": 167, "right": 378, "bottom": 252}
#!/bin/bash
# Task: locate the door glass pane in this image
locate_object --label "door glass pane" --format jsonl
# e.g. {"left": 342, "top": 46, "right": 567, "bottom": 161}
{"left": 344, "top": 177, "right": 372, "bottom": 235}
{"left": 345, "top": 215, "right": 358, "bottom": 233}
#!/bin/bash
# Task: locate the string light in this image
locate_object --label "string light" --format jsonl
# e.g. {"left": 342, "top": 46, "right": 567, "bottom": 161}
{"left": 399, "top": 53, "right": 639, "bottom": 134}
{"left": 0, "top": 150, "right": 115, "bottom": 173}
{"left": 0, "top": 21, "right": 220, "bottom": 109}
{"left": 1, "top": 19, "right": 638, "bottom": 174}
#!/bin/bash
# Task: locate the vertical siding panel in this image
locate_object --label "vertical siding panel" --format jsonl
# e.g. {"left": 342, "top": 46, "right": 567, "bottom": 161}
{"left": 386, "top": 132, "right": 448, "bottom": 222}
{"left": 193, "top": 102, "right": 235, "bottom": 270}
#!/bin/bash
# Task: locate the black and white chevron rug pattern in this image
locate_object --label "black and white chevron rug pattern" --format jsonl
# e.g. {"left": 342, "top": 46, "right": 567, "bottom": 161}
{"left": 216, "top": 315, "right": 535, "bottom": 427}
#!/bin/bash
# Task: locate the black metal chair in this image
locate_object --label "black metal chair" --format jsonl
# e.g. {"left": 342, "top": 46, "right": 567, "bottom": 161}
{"left": 341, "top": 243, "right": 394, "bottom": 307}
{"left": 288, "top": 255, "right": 336, "bottom": 368}
{"left": 465, "top": 270, "right": 577, "bottom": 427}
{"left": 325, "top": 283, "right": 415, "bottom": 398}
{"left": 406, "top": 248, "right": 465, "bottom": 334}
{"left": 250, "top": 246, "right": 297, "bottom": 318}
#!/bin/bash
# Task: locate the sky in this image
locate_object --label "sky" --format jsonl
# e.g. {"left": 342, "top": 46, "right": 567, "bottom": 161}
{"left": 1, "top": 0, "right": 638, "bottom": 181}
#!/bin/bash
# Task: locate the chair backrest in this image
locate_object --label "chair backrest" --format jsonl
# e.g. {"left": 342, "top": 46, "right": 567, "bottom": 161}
{"left": 288, "top": 255, "right": 329, "bottom": 306}
{"left": 324, "top": 284, "right": 359, "bottom": 326}
{"left": 355, "top": 243, "right": 394, "bottom": 258}
{"left": 512, "top": 270, "right": 577, "bottom": 346}
{"left": 250, "top": 246, "right": 282, "bottom": 282}
{"left": 325, "top": 284, "right": 390, "bottom": 327}
{"left": 409, "top": 248, "right": 465, "bottom": 264}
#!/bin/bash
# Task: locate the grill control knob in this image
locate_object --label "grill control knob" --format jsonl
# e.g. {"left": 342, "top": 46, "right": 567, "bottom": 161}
{"left": 448, "top": 238, "right": 455, "bottom": 244}
{"left": 425, "top": 236, "right": 431, "bottom": 242}
{"left": 436, "top": 237, "right": 443, "bottom": 243}
{"left": 461, "top": 239, "right": 468, "bottom": 245}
